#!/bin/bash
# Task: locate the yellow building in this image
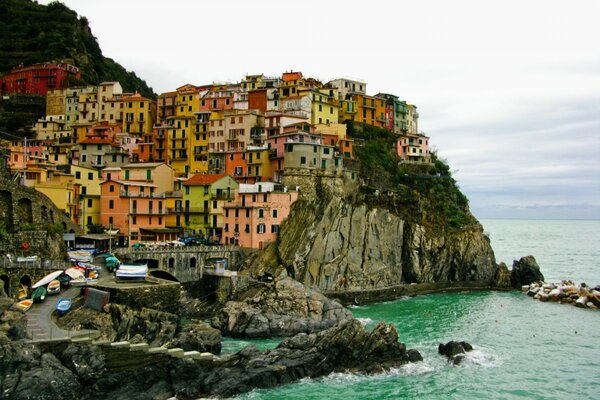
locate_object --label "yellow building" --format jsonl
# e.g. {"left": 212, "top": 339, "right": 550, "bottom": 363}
{"left": 246, "top": 145, "right": 273, "bottom": 181}
{"left": 190, "top": 111, "right": 210, "bottom": 174}
{"left": 34, "top": 172, "right": 76, "bottom": 219}
{"left": 182, "top": 174, "right": 237, "bottom": 238}
{"left": 122, "top": 93, "right": 156, "bottom": 137}
{"left": 305, "top": 88, "right": 339, "bottom": 125}
{"left": 71, "top": 165, "right": 103, "bottom": 231}
{"left": 46, "top": 88, "right": 66, "bottom": 116}
{"left": 165, "top": 85, "right": 201, "bottom": 176}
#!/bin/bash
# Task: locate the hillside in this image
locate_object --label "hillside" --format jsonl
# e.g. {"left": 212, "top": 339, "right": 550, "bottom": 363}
{"left": 0, "top": 0, "right": 155, "bottom": 98}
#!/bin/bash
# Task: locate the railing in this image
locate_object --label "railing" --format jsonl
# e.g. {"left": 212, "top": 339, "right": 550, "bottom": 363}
{"left": 0, "top": 258, "right": 70, "bottom": 270}
{"left": 184, "top": 207, "right": 207, "bottom": 213}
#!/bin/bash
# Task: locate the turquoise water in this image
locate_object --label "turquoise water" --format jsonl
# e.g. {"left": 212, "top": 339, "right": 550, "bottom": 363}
{"left": 232, "top": 220, "right": 600, "bottom": 399}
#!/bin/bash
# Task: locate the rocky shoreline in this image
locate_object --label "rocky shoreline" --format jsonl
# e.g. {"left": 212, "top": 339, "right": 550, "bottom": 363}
{"left": 523, "top": 281, "right": 600, "bottom": 310}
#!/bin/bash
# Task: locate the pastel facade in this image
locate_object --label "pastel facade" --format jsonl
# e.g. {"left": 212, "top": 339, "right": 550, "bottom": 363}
{"left": 397, "top": 132, "right": 431, "bottom": 164}
{"left": 0, "top": 62, "right": 81, "bottom": 96}
{"left": 182, "top": 174, "right": 238, "bottom": 239}
{"left": 222, "top": 183, "right": 298, "bottom": 248}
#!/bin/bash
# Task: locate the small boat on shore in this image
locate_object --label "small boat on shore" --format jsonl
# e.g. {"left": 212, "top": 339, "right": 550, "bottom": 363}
{"left": 17, "top": 284, "right": 28, "bottom": 300}
{"left": 47, "top": 280, "right": 61, "bottom": 295}
{"left": 56, "top": 298, "right": 72, "bottom": 316}
{"left": 115, "top": 264, "right": 147, "bottom": 280}
{"left": 31, "top": 286, "right": 47, "bottom": 303}
{"left": 12, "top": 299, "right": 33, "bottom": 313}
{"left": 32, "top": 270, "right": 63, "bottom": 289}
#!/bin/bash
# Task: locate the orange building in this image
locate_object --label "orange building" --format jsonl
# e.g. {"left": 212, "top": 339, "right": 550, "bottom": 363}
{"left": 222, "top": 183, "right": 298, "bottom": 249}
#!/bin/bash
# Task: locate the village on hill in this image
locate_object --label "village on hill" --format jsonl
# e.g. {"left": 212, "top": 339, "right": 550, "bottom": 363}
{"left": 0, "top": 64, "right": 431, "bottom": 249}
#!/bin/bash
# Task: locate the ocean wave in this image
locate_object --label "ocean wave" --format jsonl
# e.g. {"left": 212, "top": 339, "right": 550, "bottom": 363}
{"left": 462, "top": 346, "right": 502, "bottom": 368}
{"left": 357, "top": 317, "right": 375, "bottom": 326}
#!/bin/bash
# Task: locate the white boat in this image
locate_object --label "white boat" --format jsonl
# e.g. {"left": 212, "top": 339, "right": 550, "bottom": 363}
{"left": 116, "top": 264, "right": 148, "bottom": 279}
{"left": 64, "top": 267, "right": 85, "bottom": 280}
{"left": 32, "top": 270, "right": 63, "bottom": 289}
{"left": 67, "top": 250, "right": 94, "bottom": 263}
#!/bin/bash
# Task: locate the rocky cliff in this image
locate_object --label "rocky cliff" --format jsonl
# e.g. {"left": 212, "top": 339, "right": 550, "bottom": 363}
{"left": 246, "top": 170, "right": 497, "bottom": 303}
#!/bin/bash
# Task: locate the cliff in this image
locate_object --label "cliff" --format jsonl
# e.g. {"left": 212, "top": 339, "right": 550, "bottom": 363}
{"left": 245, "top": 126, "right": 498, "bottom": 303}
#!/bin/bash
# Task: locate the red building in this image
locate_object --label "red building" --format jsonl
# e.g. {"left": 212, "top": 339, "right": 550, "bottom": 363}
{"left": 0, "top": 62, "right": 81, "bottom": 96}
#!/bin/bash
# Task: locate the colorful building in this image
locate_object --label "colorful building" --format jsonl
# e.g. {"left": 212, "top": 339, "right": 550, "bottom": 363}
{"left": 182, "top": 173, "right": 238, "bottom": 240}
{"left": 0, "top": 62, "right": 81, "bottom": 96}
{"left": 222, "top": 182, "right": 298, "bottom": 248}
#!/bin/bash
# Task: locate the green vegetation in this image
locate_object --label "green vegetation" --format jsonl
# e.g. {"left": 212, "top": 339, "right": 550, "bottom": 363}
{"left": 87, "top": 222, "right": 105, "bottom": 234}
{"left": 0, "top": 0, "right": 155, "bottom": 98}
{"left": 350, "top": 122, "right": 473, "bottom": 229}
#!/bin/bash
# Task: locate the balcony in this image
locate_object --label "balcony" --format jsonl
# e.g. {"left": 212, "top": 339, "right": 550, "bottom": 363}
{"left": 268, "top": 150, "right": 278, "bottom": 159}
{"left": 184, "top": 207, "right": 207, "bottom": 214}
{"left": 167, "top": 207, "right": 183, "bottom": 213}
{"left": 210, "top": 192, "right": 234, "bottom": 201}
{"left": 131, "top": 209, "right": 168, "bottom": 215}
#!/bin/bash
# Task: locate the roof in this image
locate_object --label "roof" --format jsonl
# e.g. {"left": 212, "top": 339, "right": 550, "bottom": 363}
{"left": 184, "top": 173, "right": 230, "bottom": 186}
{"left": 122, "top": 162, "right": 164, "bottom": 168}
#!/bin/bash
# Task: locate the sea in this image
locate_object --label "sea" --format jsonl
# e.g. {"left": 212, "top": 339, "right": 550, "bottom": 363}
{"left": 223, "top": 219, "right": 600, "bottom": 399}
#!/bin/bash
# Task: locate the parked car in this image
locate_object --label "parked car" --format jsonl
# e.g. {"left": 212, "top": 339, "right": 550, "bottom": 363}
{"left": 178, "top": 236, "right": 206, "bottom": 246}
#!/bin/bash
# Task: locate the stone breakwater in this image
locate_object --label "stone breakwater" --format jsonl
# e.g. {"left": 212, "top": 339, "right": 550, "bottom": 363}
{"left": 522, "top": 281, "right": 600, "bottom": 310}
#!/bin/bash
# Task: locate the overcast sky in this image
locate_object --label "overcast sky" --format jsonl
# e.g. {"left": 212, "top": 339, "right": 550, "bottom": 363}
{"left": 41, "top": 0, "right": 600, "bottom": 219}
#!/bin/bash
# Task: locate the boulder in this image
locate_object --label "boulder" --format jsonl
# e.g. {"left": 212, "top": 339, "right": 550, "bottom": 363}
{"left": 212, "top": 277, "right": 352, "bottom": 338}
{"left": 170, "top": 320, "right": 222, "bottom": 353}
{"left": 493, "top": 262, "right": 512, "bottom": 289}
{"left": 511, "top": 256, "right": 545, "bottom": 289}
{"left": 438, "top": 340, "right": 473, "bottom": 365}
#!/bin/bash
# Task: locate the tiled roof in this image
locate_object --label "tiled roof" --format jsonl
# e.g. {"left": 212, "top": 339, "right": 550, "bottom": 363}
{"left": 184, "top": 173, "right": 229, "bottom": 186}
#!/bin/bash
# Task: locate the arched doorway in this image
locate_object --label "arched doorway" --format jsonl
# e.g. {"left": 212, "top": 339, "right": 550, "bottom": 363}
{"left": 149, "top": 270, "right": 179, "bottom": 282}
{"left": 168, "top": 257, "right": 175, "bottom": 269}
{"left": 190, "top": 257, "right": 197, "bottom": 269}
{"left": 16, "top": 198, "right": 33, "bottom": 225}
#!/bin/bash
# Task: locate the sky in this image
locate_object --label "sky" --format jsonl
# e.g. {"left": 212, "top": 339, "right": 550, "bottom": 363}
{"left": 40, "top": 0, "right": 600, "bottom": 219}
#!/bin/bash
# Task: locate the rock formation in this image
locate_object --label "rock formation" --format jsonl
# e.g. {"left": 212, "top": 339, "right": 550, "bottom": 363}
{"left": 438, "top": 340, "right": 473, "bottom": 365}
{"left": 0, "top": 318, "right": 421, "bottom": 399}
{"left": 246, "top": 193, "right": 497, "bottom": 300}
{"left": 523, "top": 281, "right": 600, "bottom": 310}
{"left": 58, "top": 303, "right": 221, "bottom": 352}
{"left": 212, "top": 277, "right": 352, "bottom": 338}
{"left": 510, "top": 255, "right": 545, "bottom": 288}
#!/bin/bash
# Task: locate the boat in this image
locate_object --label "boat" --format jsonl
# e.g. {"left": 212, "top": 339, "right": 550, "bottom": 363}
{"left": 17, "top": 284, "right": 29, "bottom": 300}
{"left": 12, "top": 299, "right": 33, "bottom": 312}
{"left": 56, "top": 298, "right": 72, "bottom": 316}
{"left": 31, "top": 286, "right": 47, "bottom": 303}
{"left": 115, "top": 264, "right": 148, "bottom": 280}
{"left": 70, "top": 278, "right": 98, "bottom": 287}
{"left": 47, "top": 280, "right": 61, "bottom": 295}
{"left": 32, "top": 270, "right": 63, "bottom": 289}
{"left": 67, "top": 250, "right": 94, "bottom": 263}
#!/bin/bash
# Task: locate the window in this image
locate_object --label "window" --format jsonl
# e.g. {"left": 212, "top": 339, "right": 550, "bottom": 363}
{"left": 185, "top": 186, "right": 190, "bottom": 195}
{"left": 246, "top": 209, "right": 250, "bottom": 218}
{"left": 245, "top": 224, "right": 250, "bottom": 233}
{"left": 109, "top": 216, "right": 113, "bottom": 224}
{"left": 225, "top": 209, "right": 229, "bottom": 217}
{"left": 258, "top": 209, "right": 264, "bottom": 218}
{"left": 132, "top": 216, "right": 136, "bottom": 225}
{"left": 257, "top": 224, "right": 265, "bottom": 234}
{"left": 109, "top": 185, "right": 114, "bottom": 192}
{"left": 271, "top": 224, "right": 279, "bottom": 233}
{"left": 88, "top": 172, "right": 93, "bottom": 180}
{"left": 300, "top": 156, "right": 306, "bottom": 165}
{"left": 224, "top": 223, "right": 229, "bottom": 232}
{"left": 109, "top": 200, "right": 114, "bottom": 209}
{"left": 235, "top": 209, "right": 239, "bottom": 218}
{"left": 273, "top": 209, "right": 278, "bottom": 218}
{"left": 87, "top": 199, "right": 93, "bottom": 207}
{"left": 75, "top": 171, "right": 81, "bottom": 179}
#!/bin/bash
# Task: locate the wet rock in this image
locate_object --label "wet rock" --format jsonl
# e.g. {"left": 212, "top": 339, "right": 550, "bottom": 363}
{"left": 212, "top": 277, "right": 352, "bottom": 338}
{"left": 511, "top": 256, "right": 544, "bottom": 289}
{"left": 438, "top": 340, "right": 473, "bottom": 364}
{"left": 407, "top": 348, "right": 423, "bottom": 362}
{"left": 170, "top": 320, "right": 222, "bottom": 353}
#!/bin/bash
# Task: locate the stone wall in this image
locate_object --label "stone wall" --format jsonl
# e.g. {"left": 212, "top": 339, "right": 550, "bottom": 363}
{"left": 282, "top": 168, "right": 357, "bottom": 201}
{"left": 96, "top": 282, "right": 181, "bottom": 314}
{"left": 0, "top": 175, "right": 80, "bottom": 258}
{"left": 116, "top": 246, "right": 245, "bottom": 283}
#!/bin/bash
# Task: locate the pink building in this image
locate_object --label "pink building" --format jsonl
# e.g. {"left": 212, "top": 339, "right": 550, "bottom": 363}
{"left": 222, "top": 182, "right": 298, "bottom": 249}
{"left": 396, "top": 132, "right": 431, "bottom": 163}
